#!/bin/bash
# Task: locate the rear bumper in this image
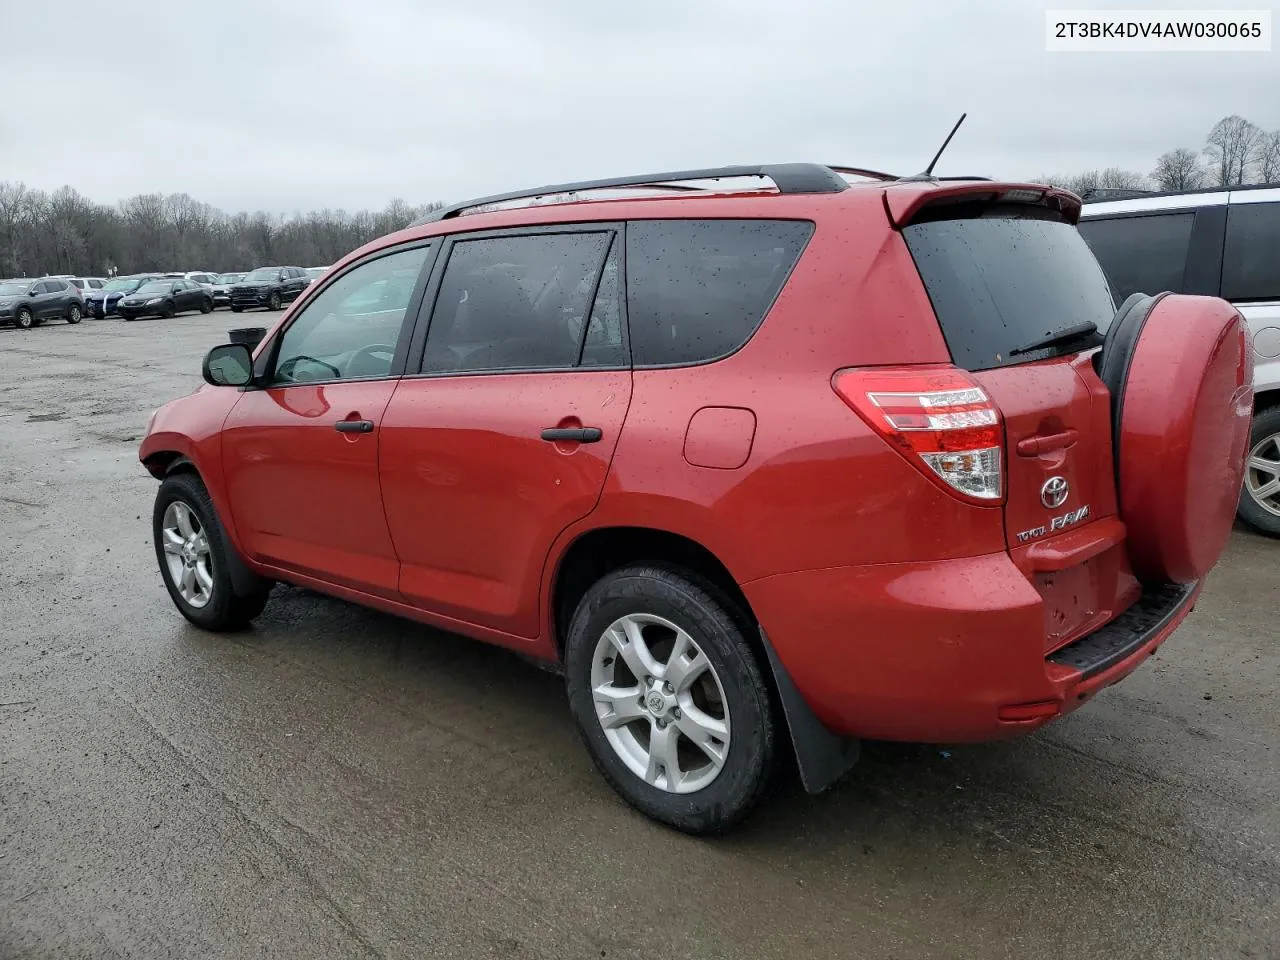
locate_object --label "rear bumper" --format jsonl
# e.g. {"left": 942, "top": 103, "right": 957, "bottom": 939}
{"left": 743, "top": 552, "right": 1199, "bottom": 744}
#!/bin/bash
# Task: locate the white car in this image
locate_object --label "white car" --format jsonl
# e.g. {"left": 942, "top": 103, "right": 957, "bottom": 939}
{"left": 1079, "top": 184, "right": 1280, "bottom": 535}
{"left": 68, "top": 277, "right": 107, "bottom": 295}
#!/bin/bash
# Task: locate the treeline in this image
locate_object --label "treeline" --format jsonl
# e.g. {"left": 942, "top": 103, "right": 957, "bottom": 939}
{"left": 0, "top": 184, "right": 445, "bottom": 279}
{"left": 1040, "top": 113, "right": 1280, "bottom": 195}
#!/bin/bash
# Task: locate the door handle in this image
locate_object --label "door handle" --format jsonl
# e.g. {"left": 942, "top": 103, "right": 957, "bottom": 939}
{"left": 335, "top": 419, "right": 374, "bottom": 434}
{"left": 541, "top": 427, "right": 602, "bottom": 443}
{"left": 1016, "top": 428, "right": 1078, "bottom": 457}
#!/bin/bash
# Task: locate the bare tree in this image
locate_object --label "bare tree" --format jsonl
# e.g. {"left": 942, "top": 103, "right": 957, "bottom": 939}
{"left": 1037, "top": 168, "right": 1151, "bottom": 196}
{"left": 1204, "top": 114, "right": 1263, "bottom": 186}
{"left": 1151, "top": 148, "right": 1206, "bottom": 191}
{"left": 1255, "top": 129, "right": 1280, "bottom": 184}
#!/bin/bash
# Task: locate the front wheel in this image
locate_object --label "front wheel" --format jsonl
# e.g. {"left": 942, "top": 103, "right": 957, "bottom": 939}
{"left": 231, "top": 304, "right": 244, "bottom": 313}
{"left": 564, "top": 565, "right": 777, "bottom": 835}
{"left": 161, "top": 301, "right": 176, "bottom": 319}
{"left": 1238, "top": 406, "right": 1280, "bottom": 538}
{"left": 153, "top": 472, "right": 272, "bottom": 630}
{"left": 200, "top": 298, "right": 213, "bottom": 314}
{"left": 16, "top": 307, "right": 33, "bottom": 330}
{"left": 267, "top": 291, "right": 282, "bottom": 311}
{"left": 67, "top": 303, "right": 82, "bottom": 324}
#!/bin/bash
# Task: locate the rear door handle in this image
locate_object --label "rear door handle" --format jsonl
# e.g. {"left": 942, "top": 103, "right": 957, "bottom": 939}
{"left": 541, "top": 427, "right": 602, "bottom": 443}
{"left": 335, "top": 419, "right": 374, "bottom": 434}
{"left": 1016, "top": 428, "right": 1079, "bottom": 457}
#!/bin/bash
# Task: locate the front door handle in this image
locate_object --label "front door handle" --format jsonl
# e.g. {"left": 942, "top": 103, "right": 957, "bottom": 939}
{"left": 541, "top": 427, "right": 602, "bottom": 443}
{"left": 335, "top": 419, "right": 374, "bottom": 434}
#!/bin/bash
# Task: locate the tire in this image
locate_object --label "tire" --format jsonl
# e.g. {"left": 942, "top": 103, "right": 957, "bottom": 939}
{"left": 1238, "top": 405, "right": 1280, "bottom": 538}
{"left": 564, "top": 565, "right": 776, "bottom": 835}
{"left": 267, "top": 291, "right": 282, "bottom": 311}
{"left": 231, "top": 304, "right": 244, "bottom": 313}
{"left": 152, "top": 472, "right": 272, "bottom": 631}
{"left": 15, "top": 307, "right": 33, "bottom": 330}
{"left": 200, "top": 298, "right": 213, "bottom": 314}
{"left": 161, "top": 301, "right": 176, "bottom": 319}
{"left": 67, "top": 303, "right": 82, "bottom": 324}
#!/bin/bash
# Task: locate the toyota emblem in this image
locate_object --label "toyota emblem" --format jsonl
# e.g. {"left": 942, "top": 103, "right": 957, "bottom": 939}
{"left": 1040, "top": 476, "right": 1069, "bottom": 509}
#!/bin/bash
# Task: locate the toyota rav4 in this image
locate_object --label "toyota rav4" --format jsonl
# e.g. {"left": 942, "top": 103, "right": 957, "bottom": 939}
{"left": 138, "top": 164, "right": 1254, "bottom": 835}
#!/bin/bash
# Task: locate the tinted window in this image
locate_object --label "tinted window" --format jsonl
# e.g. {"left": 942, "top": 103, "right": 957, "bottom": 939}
{"left": 1076, "top": 212, "right": 1195, "bottom": 301}
{"left": 88, "top": 279, "right": 103, "bottom": 289}
{"left": 272, "top": 246, "right": 430, "bottom": 383}
{"left": 903, "top": 210, "right": 1117, "bottom": 372}
{"left": 581, "top": 239, "right": 625, "bottom": 367}
{"left": 1222, "top": 202, "right": 1280, "bottom": 301}
{"left": 69, "top": 279, "right": 84, "bottom": 289}
{"left": 625, "top": 219, "right": 811, "bottom": 366}
{"left": 424, "top": 231, "right": 613, "bottom": 374}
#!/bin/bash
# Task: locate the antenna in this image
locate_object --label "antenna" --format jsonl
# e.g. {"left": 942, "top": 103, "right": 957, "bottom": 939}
{"left": 898, "top": 113, "right": 968, "bottom": 182}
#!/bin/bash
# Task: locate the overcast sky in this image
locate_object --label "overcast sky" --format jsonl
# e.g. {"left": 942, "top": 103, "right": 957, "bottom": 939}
{"left": 3, "top": 0, "right": 1276, "bottom": 214}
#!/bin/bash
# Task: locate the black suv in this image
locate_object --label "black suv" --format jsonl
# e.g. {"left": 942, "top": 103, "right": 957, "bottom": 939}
{"left": 229, "top": 266, "right": 309, "bottom": 312}
{"left": 0, "top": 277, "right": 85, "bottom": 329}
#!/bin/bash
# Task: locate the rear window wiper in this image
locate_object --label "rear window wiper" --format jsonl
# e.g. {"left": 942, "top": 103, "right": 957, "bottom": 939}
{"left": 1009, "top": 321, "right": 1100, "bottom": 357}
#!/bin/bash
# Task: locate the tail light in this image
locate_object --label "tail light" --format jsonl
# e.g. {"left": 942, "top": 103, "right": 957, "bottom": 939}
{"left": 832, "top": 366, "right": 1004, "bottom": 502}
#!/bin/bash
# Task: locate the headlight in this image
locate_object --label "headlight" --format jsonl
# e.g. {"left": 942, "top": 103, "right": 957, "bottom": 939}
{"left": 145, "top": 297, "right": 162, "bottom": 305}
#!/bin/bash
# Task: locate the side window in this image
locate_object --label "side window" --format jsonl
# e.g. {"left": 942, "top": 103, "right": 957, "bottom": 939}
{"left": 625, "top": 219, "right": 813, "bottom": 366}
{"left": 31, "top": 282, "right": 48, "bottom": 294}
{"left": 1076, "top": 213, "right": 1195, "bottom": 301}
{"left": 69, "top": 279, "right": 84, "bottom": 289}
{"left": 423, "top": 231, "right": 613, "bottom": 374}
{"left": 272, "top": 245, "right": 431, "bottom": 384}
{"left": 580, "top": 239, "right": 625, "bottom": 367}
{"left": 89, "top": 279, "right": 103, "bottom": 289}
{"left": 1222, "top": 202, "right": 1280, "bottom": 301}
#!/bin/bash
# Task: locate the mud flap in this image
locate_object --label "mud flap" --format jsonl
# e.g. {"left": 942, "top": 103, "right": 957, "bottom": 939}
{"left": 759, "top": 626, "right": 860, "bottom": 794}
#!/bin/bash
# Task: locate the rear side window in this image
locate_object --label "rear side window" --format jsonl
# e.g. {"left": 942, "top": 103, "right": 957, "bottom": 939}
{"left": 903, "top": 209, "right": 1117, "bottom": 372}
{"left": 625, "top": 219, "right": 813, "bottom": 366}
{"left": 69, "top": 279, "right": 84, "bottom": 289}
{"left": 1076, "top": 213, "right": 1195, "bottom": 301}
{"left": 1222, "top": 202, "right": 1280, "bottom": 301}
{"left": 424, "top": 231, "right": 614, "bottom": 374}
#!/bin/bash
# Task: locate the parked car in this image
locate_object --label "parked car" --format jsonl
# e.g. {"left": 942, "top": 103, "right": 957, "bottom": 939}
{"left": 139, "top": 163, "right": 1253, "bottom": 835}
{"left": 1078, "top": 183, "right": 1280, "bottom": 536}
{"left": 229, "top": 266, "right": 308, "bottom": 312}
{"left": 117, "top": 277, "right": 213, "bottom": 320}
{"left": 68, "top": 277, "right": 107, "bottom": 296}
{"left": 210, "top": 272, "right": 246, "bottom": 308}
{"left": 85, "top": 274, "right": 165, "bottom": 318}
{"left": 0, "top": 277, "right": 84, "bottom": 328}
{"left": 183, "top": 272, "right": 219, "bottom": 294}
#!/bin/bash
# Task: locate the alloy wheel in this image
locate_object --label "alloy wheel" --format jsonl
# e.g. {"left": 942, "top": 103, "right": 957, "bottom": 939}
{"left": 161, "top": 501, "right": 214, "bottom": 608}
{"left": 1245, "top": 433, "right": 1280, "bottom": 518}
{"left": 589, "top": 613, "right": 731, "bottom": 794}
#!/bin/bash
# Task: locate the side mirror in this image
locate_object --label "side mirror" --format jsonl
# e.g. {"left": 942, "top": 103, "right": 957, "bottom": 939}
{"left": 203, "top": 343, "right": 254, "bottom": 387}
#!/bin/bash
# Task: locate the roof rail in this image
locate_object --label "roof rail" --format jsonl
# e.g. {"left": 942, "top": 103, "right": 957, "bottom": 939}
{"left": 1078, "top": 187, "right": 1158, "bottom": 202}
{"left": 411, "top": 163, "right": 853, "bottom": 225}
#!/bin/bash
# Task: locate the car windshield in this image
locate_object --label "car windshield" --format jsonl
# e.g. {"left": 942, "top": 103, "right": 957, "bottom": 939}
{"left": 245, "top": 268, "right": 280, "bottom": 281}
{"left": 0, "top": 281, "right": 31, "bottom": 295}
{"left": 135, "top": 282, "right": 173, "bottom": 295}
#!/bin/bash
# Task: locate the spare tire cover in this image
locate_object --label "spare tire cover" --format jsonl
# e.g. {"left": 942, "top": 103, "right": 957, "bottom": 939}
{"left": 1107, "top": 294, "right": 1254, "bottom": 584}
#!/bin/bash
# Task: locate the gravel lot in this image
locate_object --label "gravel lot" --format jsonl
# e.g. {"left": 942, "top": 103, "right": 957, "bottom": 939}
{"left": 1, "top": 312, "right": 1277, "bottom": 960}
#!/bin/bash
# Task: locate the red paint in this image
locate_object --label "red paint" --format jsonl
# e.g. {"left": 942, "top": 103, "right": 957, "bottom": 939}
{"left": 683, "top": 407, "right": 757, "bottom": 469}
{"left": 138, "top": 175, "right": 1246, "bottom": 754}
{"left": 1116, "top": 296, "right": 1254, "bottom": 584}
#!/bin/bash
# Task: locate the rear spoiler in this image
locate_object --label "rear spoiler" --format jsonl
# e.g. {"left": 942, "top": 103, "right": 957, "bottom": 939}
{"left": 883, "top": 182, "right": 1083, "bottom": 228}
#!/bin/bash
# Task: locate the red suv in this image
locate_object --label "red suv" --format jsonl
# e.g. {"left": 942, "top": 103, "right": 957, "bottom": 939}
{"left": 139, "top": 164, "right": 1254, "bottom": 834}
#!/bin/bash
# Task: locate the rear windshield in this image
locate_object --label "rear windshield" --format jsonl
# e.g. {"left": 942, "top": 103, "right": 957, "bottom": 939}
{"left": 902, "top": 208, "right": 1117, "bottom": 371}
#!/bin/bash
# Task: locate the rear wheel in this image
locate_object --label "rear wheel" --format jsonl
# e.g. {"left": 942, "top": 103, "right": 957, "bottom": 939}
{"left": 564, "top": 565, "right": 776, "bottom": 835}
{"left": 267, "top": 291, "right": 282, "bottom": 311}
{"left": 1238, "top": 406, "right": 1280, "bottom": 538}
{"left": 15, "top": 307, "right": 33, "bottom": 330}
{"left": 67, "top": 303, "right": 82, "bottom": 324}
{"left": 153, "top": 472, "right": 272, "bottom": 630}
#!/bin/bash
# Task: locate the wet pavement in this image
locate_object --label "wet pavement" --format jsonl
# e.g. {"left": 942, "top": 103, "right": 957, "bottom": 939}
{"left": 1, "top": 312, "right": 1277, "bottom": 960}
